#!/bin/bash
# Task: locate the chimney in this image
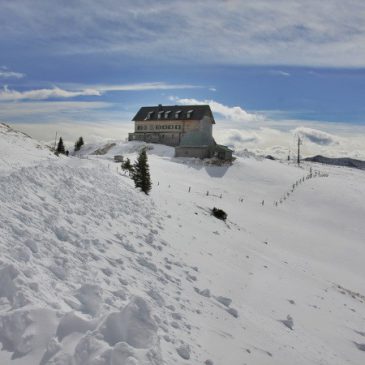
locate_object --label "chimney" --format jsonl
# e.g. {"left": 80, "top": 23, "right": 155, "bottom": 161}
{"left": 158, "top": 104, "right": 163, "bottom": 110}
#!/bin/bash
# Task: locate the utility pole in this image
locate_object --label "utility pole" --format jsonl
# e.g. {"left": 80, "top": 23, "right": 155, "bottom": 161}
{"left": 54, "top": 131, "right": 58, "bottom": 151}
{"left": 297, "top": 136, "right": 302, "bottom": 165}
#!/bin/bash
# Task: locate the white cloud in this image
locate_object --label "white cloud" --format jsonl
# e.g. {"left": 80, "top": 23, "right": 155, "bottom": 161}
{"left": 268, "top": 70, "right": 291, "bottom": 77}
{"left": 169, "top": 95, "right": 365, "bottom": 158}
{"left": 13, "top": 121, "right": 132, "bottom": 145}
{"left": 2, "top": 93, "right": 364, "bottom": 160}
{"left": 5, "top": 110, "right": 365, "bottom": 160}
{"left": 0, "top": 101, "right": 110, "bottom": 117}
{"left": 293, "top": 127, "right": 340, "bottom": 146}
{"left": 0, "top": 86, "right": 101, "bottom": 101}
{"left": 94, "top": 82, "right": 199, "bottom": 92}
{"left": 170, "top": 96, "right": 262, "bottom": 122}
{"left": 1, "top": 0, "right": 365, "bottom": 67}
{"left": 0, "top": 83, "right": 198, "bottom": 101}
{"left": 0, "top": 70, "right": 25, "bottom": 79}
{"left": 215, "top": 126, "right": 365, "bottom": 160}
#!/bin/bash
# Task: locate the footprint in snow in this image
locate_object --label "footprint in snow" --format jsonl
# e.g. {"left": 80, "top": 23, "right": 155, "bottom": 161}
{"left": 279, "top": 315, "right": 294, "bottom": 330}
{"left": 354, "top": 342, "right": 365, "bottom": 352}
{"left": 354, "top": 330, "right": 365, "bottom": 337}
{"left": 176, "top": 344, "right": 190, "bottom": 360}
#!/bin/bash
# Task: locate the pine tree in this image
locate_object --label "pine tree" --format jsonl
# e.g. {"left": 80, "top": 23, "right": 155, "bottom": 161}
{"left": 56, "top": 137, "right": 66, "bottom": 155}
{"left": 121, "top": 158, "right": 133, "bottom": 175}
{"left": 74, "top": 136, "right": 84, "bottom": 151}
{"left": 132, "top": 148, "right": 152, "bottom": 195}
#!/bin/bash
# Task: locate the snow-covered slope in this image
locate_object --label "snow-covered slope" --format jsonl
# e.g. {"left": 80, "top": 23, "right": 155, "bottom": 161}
{"left": 0, "top": 123, "right": 55, "bottom": 173}
{"left": 1, "top": 127, "right": 365, "bottom": 365}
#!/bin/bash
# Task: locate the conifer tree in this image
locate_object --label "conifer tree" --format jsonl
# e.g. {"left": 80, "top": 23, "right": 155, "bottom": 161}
{"left": 121, "top": 158, "right": 133, "bottom": 175}
{"left": 56, "top": 137, "right": 66, "bottom": 155}
{"left": 132, "top": 148, "right": 152, "bottom": 195}
{"left": 74, "top": 136, "right": 84, "bottom": 151}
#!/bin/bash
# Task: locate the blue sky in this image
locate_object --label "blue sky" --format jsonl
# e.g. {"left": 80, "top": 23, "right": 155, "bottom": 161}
{"left": 1, "top": 0, "right": 365, "bottom": 157}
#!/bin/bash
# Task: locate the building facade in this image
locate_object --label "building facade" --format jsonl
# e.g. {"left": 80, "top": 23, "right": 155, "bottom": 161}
{"left": 129, "top": 104, "right": 233, "bottom": 160}
{"left": 129, "top": 104, "right": 215, "bottom": 147}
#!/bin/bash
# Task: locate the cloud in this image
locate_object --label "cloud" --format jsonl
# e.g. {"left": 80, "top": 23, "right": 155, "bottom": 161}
{"left": 0, "top": 86, "right": 101, "bottom": 101}
{"left": 1, "top": 0, "right": 365, "bottom": 67}
{"left": 168, "top": 95, "right": 364, "bottom": 158}
{"left": 94, "top": 82, "right": 199, "bottom": 92}
{"left": 0, "top": 70, "right": 25, "bottom": 79}
{"left": 268, "top": 70, "right": 291, "bottom": 77}
{"left": 0, "top": 83, "right": 198, "bottom": 101}
{"left": 13, "top": 121, "right": 133, "bottom": 145}
{"left": 5, "top": 106, "right": 365, "bottom": 160}
{"left": 170, "top": 96, "right": 262, "bottom": 122}
{"left": 293, "top": 127, "right": 340, "bottom": 145}
{"left": 0, "top": 101, "right": 110, "bottom": 118}
{"left": 214, "top": 126, "right": 365, "bottom": 160}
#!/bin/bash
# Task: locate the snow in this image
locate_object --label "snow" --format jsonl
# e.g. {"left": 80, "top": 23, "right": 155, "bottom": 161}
{"left": 0, "top": 125, "right": 365, "bottom": 364}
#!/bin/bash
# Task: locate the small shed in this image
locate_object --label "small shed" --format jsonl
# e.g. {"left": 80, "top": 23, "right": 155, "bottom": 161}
{"left": 214, "top": 145, "right": 233, "bottom": 160}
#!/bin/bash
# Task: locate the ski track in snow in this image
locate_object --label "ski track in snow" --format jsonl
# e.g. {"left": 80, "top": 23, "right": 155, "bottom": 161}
{"left": 0, "top": 123, "right": 365, "bottom": 365}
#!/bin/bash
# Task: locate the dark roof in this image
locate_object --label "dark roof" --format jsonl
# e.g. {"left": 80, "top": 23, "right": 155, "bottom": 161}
{"left": 132, "top": 104, "right": 215, "bottom": 123}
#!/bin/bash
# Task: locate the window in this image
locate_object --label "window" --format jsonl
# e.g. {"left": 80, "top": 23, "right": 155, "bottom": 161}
{"left": 175, "top": 110, "right": 181, "bottom": 119}
{"left": 145, "top": 111, "right": 154, "bottom": 120}
{"left": 158, "top": 111, "right": 164, "bottom": 120}
{"left": 186, "top": 109, "right": 194, "bottom": 119}
{"left": 165, "top": 111, "right": 171, "bottom": 119}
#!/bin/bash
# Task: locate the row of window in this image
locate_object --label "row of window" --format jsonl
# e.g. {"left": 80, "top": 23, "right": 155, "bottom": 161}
{"left": 145, "top": 109, "right": 193, "bottom": 120}
{"left": 137, "top": 124, "right": 182, "bottom": 131}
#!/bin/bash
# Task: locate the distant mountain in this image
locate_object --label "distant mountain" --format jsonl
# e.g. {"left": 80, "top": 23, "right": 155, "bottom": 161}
{"left": 304, "top": 155, "right": 365, "bottom": 170}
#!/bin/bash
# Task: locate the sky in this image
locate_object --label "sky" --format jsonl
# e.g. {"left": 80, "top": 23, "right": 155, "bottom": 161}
{"left": 1, "top": 0, "right": 365, "bottom": 158}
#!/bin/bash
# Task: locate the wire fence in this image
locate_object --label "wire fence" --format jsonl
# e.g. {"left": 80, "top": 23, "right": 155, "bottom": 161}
{"left": 113, "top": 162, "right": 329, "bottom": 207}
{"left": 273, "top": 168, "right": 329, "bottom": 207}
